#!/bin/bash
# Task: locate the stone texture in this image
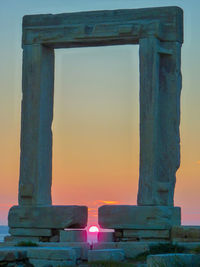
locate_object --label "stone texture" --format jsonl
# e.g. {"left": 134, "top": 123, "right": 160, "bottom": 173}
{"left": 23, "top": 7, "right": 183, "bottom": 48}
{"left": 38, "top": 242, "right": 89, "bottom": 260}
{"left": 176, "top": 241, "right": 200, "bottom": 249}
{"left": 88, "top": 249, "right": 125, "bottom": 262}
{"left": 171, "top": 226, "right": 200, "bottom": 242}
{"left": 27, "top": 247, "right": 77, "bottom": 261}
{"left": 4, "top": 235, "right": 40, "bottom": 243}
{"left": 98, "top": 232, "right": 114, "bottom": 242}
{"left": 29, "top": 258, "right": 76, "bottom": 266}
{"left": 147, "top": 254, "right": 200, "bottom": 267}
{"left": 0, "top": 248, "right": 27, "bottom": 262}
{"left": 9, "top": 228, "right": 52, "bottom": 237}
{"left": 93, "top": 242, "right": 149, "bottom": 259}
{"left": 49, "top": 235, "right": 59, "bottom": 242}
{"left": 99, "top": 205, "right": 181, "bottom": 229}
{"left": 8, "top": 205, "right": 88, "bottom": 229}
{"left": 19, "top": 44, "right": 54, "bottom": 206}
{"left": 60, "top": 230, "right": 87, "bottom": 242}
{"left": 114, "top": 229, "right": 169, "bottom": 241}
{"left": 123, "top": 229, "right": 169, "bottom": 239}
{"left": 138, "top": 37, "right": 182, "bottom": 206}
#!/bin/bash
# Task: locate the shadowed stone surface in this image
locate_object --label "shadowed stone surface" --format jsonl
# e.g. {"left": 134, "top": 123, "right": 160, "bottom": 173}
{"left": 60, "top": 230, "right": 87, "bottom": 242}
{"left": 9, "top": 228, "right": 52, "bottom": 237}
{"left": 39, "top": 242, "right": 89, "bottom": 260}
{"left": 27, "top": 247, "right": 77, "bottom": 261}
{"left": 0, "top": 248, "right": 27, "bottom": 262}
{"left": 4, "top": 235, "right": 40, "bottom": 242}
{"left": 8, "top": 206, "right": 88, "bottom": 229}
{"left": 147, "top": 254, "right": 200, "bottom": 267}
{"left": 99, "top": 205, "right": 181, "bottom": 229}
{"left": 93, "top": 242, "right": 149, "bottom": 259}
{"left": 114, "top": 229, "right": 169, "bottom": 242}
{"left": 98, "top": 232, "right": 114, "bottom": 242}
{"left": 29, "top": 258, "right": 76, "bottom": 266}
{"left": 171, "top": 226, "right": 200, "bottom": 242}
{"left": 0, "top": 242, "right": 89, "bottom": 260}
{"left": 88, "top": 249, "right": 125, "bottom": 262}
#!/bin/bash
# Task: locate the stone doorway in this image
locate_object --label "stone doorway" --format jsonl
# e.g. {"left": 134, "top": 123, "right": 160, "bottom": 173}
{"left": 8, "top": 6, "right": 183, "bottom": 242}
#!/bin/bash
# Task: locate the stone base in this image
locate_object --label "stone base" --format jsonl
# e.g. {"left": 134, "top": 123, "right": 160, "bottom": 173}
{"left": 0, "top": 242, "right": 90, "bottom": 260}
{"left": 147, "top": 254, "right": 200, "bottom": 267}
{"left": 98, "top": 232, "right": 114, "bottom": 242}
{"left": 39, "top": 242, "right": 89, "bottom": 260}
{"left": 28, "top": 247, "right": 79, "bottom": 266}
{"left": 60, "top": 230, "right": 87, "bottom": 242}
{"left": 98, "top": 205, "right": 181, "bottom": 230}
{"left": 27, "top": 247, "right": 78, "bottom": 261}
{"left": 9, "top": 228, "right": 52, "bottom": 237}
{"left": 171, "top": 226, "right": 200, "bottom": 242}
{"left": 114, "top": 229, "right": 170, "bottom": 242}
{"left": 88, "top": 249, "right": 125, "bottom": 262}
{"left": 8, "top": 205, "right": 88, "bottom": 229}
{"left": 4, "top": 235, "right": 41, "bottom": 243}
{"left": 4, "top": 234, "right": 61, "bottom": 243}
{"left": 29, "top": 259, "right": 76, "bottom": 267}
{"left": 7, "top": 229, "right": 88, "bottom": 243}
{"left": 2, "top": 239, "right": 200, "bottom": 263}
{"left": 93, "top": 242, "right": 149, "bottom": 259}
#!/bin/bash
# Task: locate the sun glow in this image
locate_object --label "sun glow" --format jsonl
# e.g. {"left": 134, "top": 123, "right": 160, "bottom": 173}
{"left": 89, "top": 226, "right": 99, "bottom": 233}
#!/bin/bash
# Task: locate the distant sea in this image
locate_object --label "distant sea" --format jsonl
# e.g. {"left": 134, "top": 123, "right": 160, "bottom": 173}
{"left": 0, "top": 226, "right": 8, "bottom": 242}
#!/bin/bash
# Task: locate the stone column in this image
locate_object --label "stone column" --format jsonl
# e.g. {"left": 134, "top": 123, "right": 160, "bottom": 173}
{"left": 7, "top": 44, "right": 88, "bottom": 241}
{"left": 137, "top": 38, "right": 182, "bottom": 206}
{"left": 19, "top": 44, "right": 54, "bottom": 206}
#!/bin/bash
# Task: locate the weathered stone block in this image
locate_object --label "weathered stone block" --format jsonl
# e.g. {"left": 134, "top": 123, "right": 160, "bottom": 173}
{"left": 88, "top": 249, "right": 124, "bottom": 262}
{"left": 27, "top": 247, "right": 77, "bottom": 261}
{"left": 38, "top": 242, "right": 89, "bottom": 260}
{"left": 29, "top": 258, "right": 76, "bottom": 266}
{"left": 98, "top": 232, "right": 114, "bottom": 242}
{"left": 114, "top": 229, "right": 169, "bottom": 241}
{"left": 99, "top": 205, "right": 181, "bottom": 229}
{"left": 93, "top": 242, "right": 149, "bottom": 258}
{"left": 49, "top": 235, "right": 59, "bottom": 242}
{"left": 4, "top": 235, "right": 40, "bottom": 243}
{"left": 174, "top": 242, "right": 200, "bottom": 252}
{"left": 171, "top": 226, "right": 200, "bottom": 242}
{"left": 8, "top": 205, "right": 88, "bottom": 229}
{"left": 147, "top": 254, "right": 200, "bottom": 267}
{"left": 19, "top": 44, "right": 54, "bottom": 206}
{"left": 23, "top": 6, "right": 183, "bottom": 48}
{"left": 9, "top": 228, "right": 52, "bottom": 237}
{"left": 60, "top": 230, "right": 87, "bottom": 242}
{"left": 138, "top": 39, "right": 182, "bottom": 206}
{"left": 0, "top": 248, "right": 27, "bottom": 262}
{"left": 122, "top": 229, "right": 169, "bottom": 238}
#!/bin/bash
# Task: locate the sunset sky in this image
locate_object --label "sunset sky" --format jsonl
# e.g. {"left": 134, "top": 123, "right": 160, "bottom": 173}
{"left": 0, "top": 0, "right": 199, "bottom": 228}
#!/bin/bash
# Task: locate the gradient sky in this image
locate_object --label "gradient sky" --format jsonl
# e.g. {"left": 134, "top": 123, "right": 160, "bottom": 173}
{"left": 0, "top": 0, "right": 199, "bottom": 227}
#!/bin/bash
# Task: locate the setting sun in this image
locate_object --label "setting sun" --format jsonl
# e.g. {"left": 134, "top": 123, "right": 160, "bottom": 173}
{"left": 89, "top": 226, "right": 99, "bottom": 233}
